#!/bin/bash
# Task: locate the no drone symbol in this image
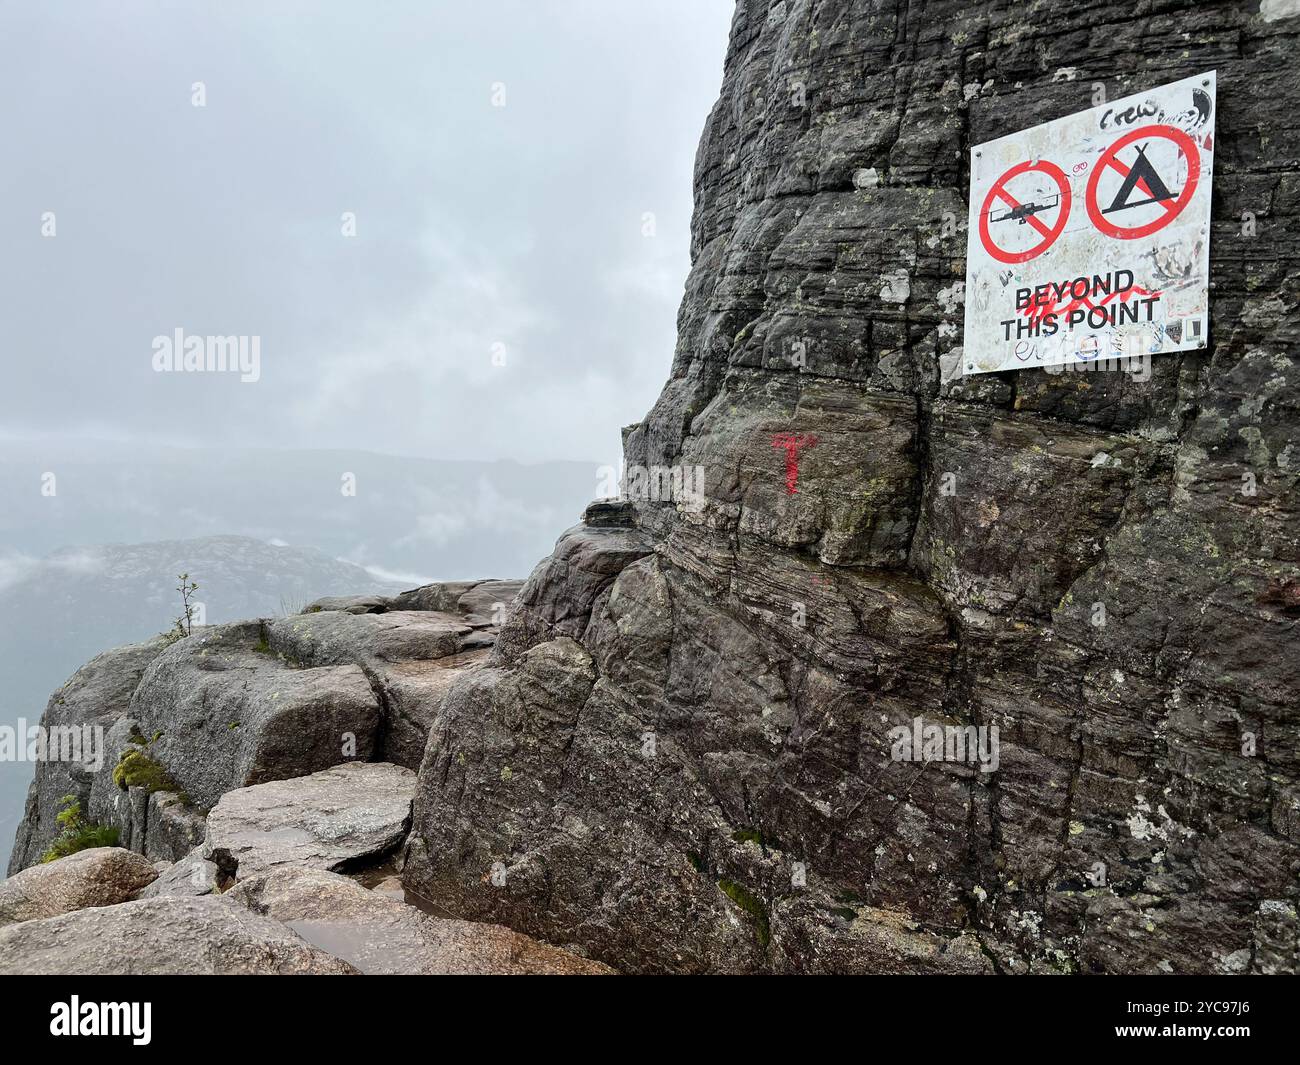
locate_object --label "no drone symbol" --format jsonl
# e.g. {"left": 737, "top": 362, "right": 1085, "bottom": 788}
{"left": 978, "top": 159, "right": 1071, "bottom": 264}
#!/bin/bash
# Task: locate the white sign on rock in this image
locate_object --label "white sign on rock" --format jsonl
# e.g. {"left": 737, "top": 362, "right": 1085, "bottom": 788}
{"left": 962, "top": 71, "right": 1215, "bottom": 375}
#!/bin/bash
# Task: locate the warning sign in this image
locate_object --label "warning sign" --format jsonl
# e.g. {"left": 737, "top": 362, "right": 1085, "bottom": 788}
{"left": 963, "top": 72, "right": 1214, "bottom": 375}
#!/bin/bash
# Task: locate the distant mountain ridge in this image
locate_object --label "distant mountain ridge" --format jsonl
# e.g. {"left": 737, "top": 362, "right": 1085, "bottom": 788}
{"left": 0, "top": 442, "right": 602, "bottom": 583}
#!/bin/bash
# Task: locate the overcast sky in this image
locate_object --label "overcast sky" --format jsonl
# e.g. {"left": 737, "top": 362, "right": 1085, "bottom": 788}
{"left": 0, "top": 0, "right": 733, "bottom": 467}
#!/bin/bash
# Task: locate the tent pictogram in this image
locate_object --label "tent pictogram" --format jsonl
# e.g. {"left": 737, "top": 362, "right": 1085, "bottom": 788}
{"left": 1085, "top": 124, "right": 1200, "bottom": 240}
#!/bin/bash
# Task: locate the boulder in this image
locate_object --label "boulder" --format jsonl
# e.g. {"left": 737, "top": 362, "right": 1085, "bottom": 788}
{"left": 9, "top": 578, "right": 524, "bottom": 875}
{"left": 228, "top": 866, "right": 613, "bottom": 975}
{"left": 389, "top": 578, "right": 524, "bottom": 621}
{"left": 268, "top": 609, "right": 470, "bottom": 667}
{"left": 374, "top": 649, "right": 491, "bottom": 771}
{"left": 305, "top": 578, "right": 526, "bottom": 628}
{"left": 301, "top": 594, "right": 393, "bottom": 615}
{"left": 138, "top": 847, "right": 219, "bottom": 898}
{"left": 0, "top": 847, "right": 157, "bottom": 926}
{"left": 126, "top": 621, "right": 382, "bottom": 809}
{"left": 204, "top": 761, "right": 415, "bottom": 880}
{"left": 490, "top": 524, "right": 654, "bottom": 663}
{"left": 265, "top": 609, "right": 482, "bottom": 769}
{"left": 0, "top": 896, "right": 357, "bottom": 975}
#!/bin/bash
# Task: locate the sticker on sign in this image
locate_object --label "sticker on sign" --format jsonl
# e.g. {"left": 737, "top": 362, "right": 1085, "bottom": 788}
{"left": 962, "top": 71, "right": 1214, "bottom": 375}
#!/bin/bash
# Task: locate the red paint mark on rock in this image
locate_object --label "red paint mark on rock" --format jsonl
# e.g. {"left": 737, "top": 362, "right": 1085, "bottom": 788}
{"left": 771, "top": 433, "right": 818, "bottom": 495}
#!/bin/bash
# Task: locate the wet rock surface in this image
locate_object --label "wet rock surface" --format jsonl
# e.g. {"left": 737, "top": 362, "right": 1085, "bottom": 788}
{"left": 0, "top": 896, "right": 359, "bottom": 975}
{"left": 0, "top": 847, "right": 157, "bottom": 926}
{"left": 228, "top": 866, "right": 613, "bottom": 975}
{"left": 401, "top": 0, "right": 1300, "bottom": 973}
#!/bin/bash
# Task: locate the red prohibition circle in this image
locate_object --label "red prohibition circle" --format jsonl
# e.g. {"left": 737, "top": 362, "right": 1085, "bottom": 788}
{"left": 1086, "top": 124, "right": 1200, "bottom": 240}
{"left": 978, "top": 159, "right": 1071, "bottom": 265}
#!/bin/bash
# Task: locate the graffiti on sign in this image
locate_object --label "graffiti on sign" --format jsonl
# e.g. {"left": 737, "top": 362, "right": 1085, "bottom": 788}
{"left": 963, "top": 72, "right": 1214, "bottom": 374}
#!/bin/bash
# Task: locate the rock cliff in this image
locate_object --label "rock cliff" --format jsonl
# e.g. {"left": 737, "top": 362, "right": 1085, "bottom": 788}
{"left": 401, "top": 0, "right": 1300, "bottom": 973}
{"left": 7, "top": 0, "right": 1299, "bottom": 976}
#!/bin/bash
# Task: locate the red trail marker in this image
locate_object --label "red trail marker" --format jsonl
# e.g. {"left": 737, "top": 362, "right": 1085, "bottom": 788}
{"left": 771, "top": 433, "right": 818, "bottom": 495}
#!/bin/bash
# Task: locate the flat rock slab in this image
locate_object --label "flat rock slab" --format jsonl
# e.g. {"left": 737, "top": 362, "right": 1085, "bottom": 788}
{"left": 0, "top": 847, "right": 158, "bottom": 926}
{"left": 229, "top": 867, "right": 613, "bottom": 975}
{"left": 0, "top": 896, "right": 357, "bottom": 975}
{"left": 204, "top": 761, "right": 416, "bottom": 880}
{"left": 268, "top": 610, "right": 471, "bottom": 668}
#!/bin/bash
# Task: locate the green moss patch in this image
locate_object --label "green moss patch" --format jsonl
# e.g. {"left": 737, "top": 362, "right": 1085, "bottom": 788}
{"left": 718, "top": 878, "right": 771, "bottom": 948}
{"left": 112, "top": 748, "right": 179, "bottom": 793}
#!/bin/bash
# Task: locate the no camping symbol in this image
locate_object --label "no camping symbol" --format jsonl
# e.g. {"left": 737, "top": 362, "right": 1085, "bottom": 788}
{"left": 1085, "top": 124, "right": 1200, "bottom": 239}
{"left": 978, "top": 159, "right": 1071, "bottom": 264}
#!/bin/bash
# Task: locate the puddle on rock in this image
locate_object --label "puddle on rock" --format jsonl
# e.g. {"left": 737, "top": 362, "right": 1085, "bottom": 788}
{"left": 347, "top": 858, "right": 457, "bottom": 919}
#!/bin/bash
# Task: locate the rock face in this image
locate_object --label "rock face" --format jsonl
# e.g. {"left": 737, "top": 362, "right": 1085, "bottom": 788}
{"left": 228, "top": 867, "right": 613, "bottom": 975}
{"left": 402, "top": 0, "right": 1300, "bottom": 973}
{"left": 266, "top": 606, "right": 481, "bottom": 770}
{"left": 0, "top": 847, "right": 157, "bottom": 926}
{"left": 0, "top": 896, "right": 358, "bottom": 975}
{"left": 7, "top": 638, "right": 169, "bottom": 873}
{"left": 203, "top": 762, "right": 416, "bottom": 880}
{"left": 6, "top": 0, "right": 1297, "bottom": 981}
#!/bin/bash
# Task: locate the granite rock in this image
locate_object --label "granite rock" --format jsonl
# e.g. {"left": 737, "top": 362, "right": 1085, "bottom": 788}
{"left": 0, "top": 847, "right": 157, "bottom": 926}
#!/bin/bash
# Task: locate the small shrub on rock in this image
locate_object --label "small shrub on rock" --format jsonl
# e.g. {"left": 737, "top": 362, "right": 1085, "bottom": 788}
{"left": 39, "top": 796, "right": 119, "bottom": 863}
